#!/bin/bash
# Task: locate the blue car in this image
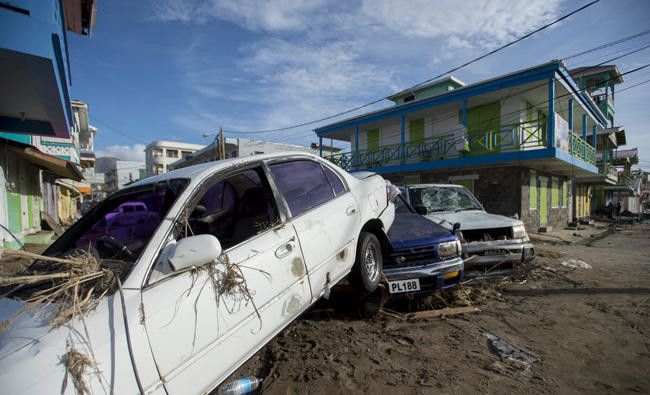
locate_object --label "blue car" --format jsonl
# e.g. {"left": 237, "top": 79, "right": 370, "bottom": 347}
{"left": 384, "top": 195, "right": 464, "bottom": 295}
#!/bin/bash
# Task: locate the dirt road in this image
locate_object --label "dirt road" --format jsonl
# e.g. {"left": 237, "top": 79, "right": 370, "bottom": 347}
{"left": 228, "top": 223, "right": 650, "bottom": 394}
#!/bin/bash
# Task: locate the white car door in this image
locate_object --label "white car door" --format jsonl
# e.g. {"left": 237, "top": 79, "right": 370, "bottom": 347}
{"left": 141, "top": 166, "right": 310, "bottom": 394}
{"left": 268, "top": 160, "right": 360, "bottom": 299}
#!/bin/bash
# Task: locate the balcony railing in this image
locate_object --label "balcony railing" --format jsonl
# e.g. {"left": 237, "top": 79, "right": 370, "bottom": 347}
{"left": 569, "top": 130, "right": 596, "bottom": 165}
{"left": 326, "top": 122, "right": 595, "bottom": 171}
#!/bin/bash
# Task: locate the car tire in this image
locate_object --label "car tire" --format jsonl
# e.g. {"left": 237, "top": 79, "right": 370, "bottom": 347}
{"left": 351, "top": 232, "right": 382, "bottom": 293}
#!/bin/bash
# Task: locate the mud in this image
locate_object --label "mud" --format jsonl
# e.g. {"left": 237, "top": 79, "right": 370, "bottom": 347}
{"left": 226, "top": 223, "right": 650, "bottom": 394}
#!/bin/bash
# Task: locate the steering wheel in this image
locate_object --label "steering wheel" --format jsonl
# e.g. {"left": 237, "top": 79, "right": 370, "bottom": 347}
{"left": 97, "top": 236, "right": 135, "bottom": 261}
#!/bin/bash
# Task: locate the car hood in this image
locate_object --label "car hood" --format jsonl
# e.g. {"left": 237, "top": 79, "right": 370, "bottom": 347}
{"left": 388, "top": 213, "right": 455, "bottom": 247}
{"left": 0, "top": 299, "right": 53, "bottom": 360}
{"left": 424, "top": 210, "right": 522, "bottom": 231}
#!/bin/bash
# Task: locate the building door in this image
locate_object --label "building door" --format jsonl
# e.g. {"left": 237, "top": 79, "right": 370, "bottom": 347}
{"left": 539, "top": 177, "right": 548, "bottom": 225}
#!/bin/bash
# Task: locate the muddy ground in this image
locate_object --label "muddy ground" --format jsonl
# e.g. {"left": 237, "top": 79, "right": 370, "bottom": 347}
{"left": 227, "top": 223, "right": 650, "bottom": 394}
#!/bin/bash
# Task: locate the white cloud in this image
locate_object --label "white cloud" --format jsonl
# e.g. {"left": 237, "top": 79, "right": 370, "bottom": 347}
{"left": 152, "top": 0, "right": 329, "bottom": 30}
{"left": 154, "top": 0, "right": 564, "bottom": 142}
{"left": 95, "top": 144, "right": 146, "bottom": 162}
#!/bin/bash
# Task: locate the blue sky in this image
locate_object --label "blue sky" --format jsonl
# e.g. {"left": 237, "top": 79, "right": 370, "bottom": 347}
{"left": 67, "top": 0, "right": 650, "bottom": 170}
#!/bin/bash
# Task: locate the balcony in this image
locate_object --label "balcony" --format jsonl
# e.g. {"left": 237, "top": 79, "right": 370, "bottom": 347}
{"left": 327, "top": 122, "right": 596, "bottom": 171}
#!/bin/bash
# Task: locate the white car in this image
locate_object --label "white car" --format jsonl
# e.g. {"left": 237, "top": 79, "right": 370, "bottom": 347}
{"left": 400, "top": 184, "right": 535, "bottom": 275}
{"left": 0, "top": 152, "right": 394, "bottom": 394}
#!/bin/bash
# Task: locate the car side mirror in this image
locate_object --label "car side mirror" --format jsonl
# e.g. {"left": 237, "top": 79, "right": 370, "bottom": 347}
{"left": 168, "top": 234, "right": 222, "bottom": 271}
{"left": 414, "top": 205, "right": 427, "bottom": 215}
{"left": 452, "top": 222, "right": 461, "bottom": 234}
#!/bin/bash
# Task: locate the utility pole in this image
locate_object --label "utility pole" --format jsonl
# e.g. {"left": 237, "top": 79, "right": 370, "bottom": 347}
{"left": 220, "top": 126, "right": 225, "bottom": 160}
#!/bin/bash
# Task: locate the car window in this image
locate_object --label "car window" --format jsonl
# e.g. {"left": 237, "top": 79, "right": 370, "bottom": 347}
{"left": 323, "top": 165, "right": 346, "bottom": 196}
{"left": 269, "top": 160, "right": 335, "bottom": 217}
{"left": 183, "top": 167, "right": 279, "bottom": 250}
{"left": 409, "top": 186, "right": 482, "bottom": 212}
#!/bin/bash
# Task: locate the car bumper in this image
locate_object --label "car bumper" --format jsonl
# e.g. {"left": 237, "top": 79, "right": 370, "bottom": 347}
{"left": 463, "top": 241, "right": 535, "bottom": 272}
{"left": 383, "top": 257, "right": 464, "bottom": 293}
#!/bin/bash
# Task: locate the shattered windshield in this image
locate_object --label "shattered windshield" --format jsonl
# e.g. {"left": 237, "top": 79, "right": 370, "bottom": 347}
{"left": 408, "top": 186, "right": 482, "bottom": 213}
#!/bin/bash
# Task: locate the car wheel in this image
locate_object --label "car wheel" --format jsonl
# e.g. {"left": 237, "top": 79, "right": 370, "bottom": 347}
{"left": 351, "top": 232, "right": 382, "bottom": 293}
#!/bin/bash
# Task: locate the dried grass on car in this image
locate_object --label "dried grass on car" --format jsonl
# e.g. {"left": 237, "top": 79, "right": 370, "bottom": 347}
{"left": 0, "top": 247, "right": 126, "bottom": 332}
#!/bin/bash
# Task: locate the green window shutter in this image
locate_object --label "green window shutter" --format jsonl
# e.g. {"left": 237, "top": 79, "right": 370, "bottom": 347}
{"left": 551, "top": 178, "right": 559, "bottom": 208}
{"left": 367, "top": 129, "right": 379, "bottom": 151}
{"left": 409, "top": 119, "right": 424, "bottom": 143}
{"left": 562, "top": 181, "right": 567, "bottom": 207}
{"left": 530, "top": 172, "right": 537, "bottom": 209}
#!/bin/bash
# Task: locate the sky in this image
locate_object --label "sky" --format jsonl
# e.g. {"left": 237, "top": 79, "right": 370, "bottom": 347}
{"left": 67, "top": 0, "right": 650, "bottom": 170}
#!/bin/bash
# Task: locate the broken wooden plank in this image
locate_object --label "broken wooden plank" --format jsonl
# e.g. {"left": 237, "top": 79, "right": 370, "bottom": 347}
{"left": 410, "top": 305, "right": 480, "bottom": 319}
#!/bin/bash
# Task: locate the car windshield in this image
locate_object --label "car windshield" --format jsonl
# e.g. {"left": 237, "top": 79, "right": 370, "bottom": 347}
{"left": 45, "top": 178, "right": 190, "bottom": 265}
{"left": 408, "top": 186, "right": 482, "bottom": 213}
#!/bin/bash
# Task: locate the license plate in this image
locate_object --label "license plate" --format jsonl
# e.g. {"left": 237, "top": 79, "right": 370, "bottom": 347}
{"left": 388, "top": 278, "right": 420, "bottom": 294}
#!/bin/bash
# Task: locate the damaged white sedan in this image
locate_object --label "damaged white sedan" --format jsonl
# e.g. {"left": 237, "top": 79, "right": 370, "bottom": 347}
{"left": 0, "top": 152, "right": 394, "bottom": 394}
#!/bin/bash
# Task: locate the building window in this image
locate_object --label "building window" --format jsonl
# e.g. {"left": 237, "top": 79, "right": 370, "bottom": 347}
{"left": 181, "top": 151, "right": 192, "bottom": 158}
{"left": 551, "top": 177, "right": 559, "bottom": 208}
{"left": 153, "top": 149, "right": 163, "bottom": 158}
{"left": 167, "top": 150, "right": 178, "bottom": 158}
{"left": 404, "top": 95, "right": 415, "bottom": 103}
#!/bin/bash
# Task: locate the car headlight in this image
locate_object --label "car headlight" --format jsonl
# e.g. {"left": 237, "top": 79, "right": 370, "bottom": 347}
{"left": 438, "top": 240, "right": 460, "bottom": 257}
{"left": 512, "top": 224, "right": 527, "bottom": 239}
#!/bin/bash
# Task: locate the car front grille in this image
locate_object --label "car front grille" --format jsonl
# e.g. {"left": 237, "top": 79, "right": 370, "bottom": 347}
{"left": 387, "top": 244, "right": 437, "bottom": 268}
{"left": 462, "top": 227, "right": 511, "bottom": 242}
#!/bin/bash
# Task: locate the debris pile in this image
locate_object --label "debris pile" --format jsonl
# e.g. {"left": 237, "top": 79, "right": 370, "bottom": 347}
{"left": 0, "top": 247, "right": 127, "bottom": 331}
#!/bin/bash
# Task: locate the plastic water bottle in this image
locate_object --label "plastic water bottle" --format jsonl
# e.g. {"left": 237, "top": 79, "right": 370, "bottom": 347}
{"left": 217, "top": 377, "right": 263, "bottom": 395}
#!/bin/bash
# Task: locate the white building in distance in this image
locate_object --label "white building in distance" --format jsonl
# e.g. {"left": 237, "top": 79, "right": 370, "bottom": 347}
{"left": 168, "top": 137, "right": 342, "bottom": 171}
{"left": 144, "top": 141, "right": 205, "bottom": 177}
{"left": 95, "top": 157, "right": 146, "bottom": 194}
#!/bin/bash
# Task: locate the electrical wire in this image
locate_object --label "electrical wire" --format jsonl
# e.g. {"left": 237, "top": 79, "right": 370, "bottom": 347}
{"left": 227, "top": 30, "right": 650, "bottom": 144}
{"left": 308, "top": 62, "right": 650, "bottom": 154}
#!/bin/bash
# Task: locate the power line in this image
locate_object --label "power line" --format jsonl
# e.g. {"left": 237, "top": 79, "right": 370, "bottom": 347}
{"left": 314, "top": 62, "right": 650, "bottom": 153}
{"left": 563, "top": 28, "right": 650, "bottom": 61}
{"left": 232, "top": 0, "right": 600, "bottom": 135}
{"left": 229, "top": 23, "right": 649, "bottom": 143}
{"left": 90, "top": 116, "right": 148, "bottom": 145}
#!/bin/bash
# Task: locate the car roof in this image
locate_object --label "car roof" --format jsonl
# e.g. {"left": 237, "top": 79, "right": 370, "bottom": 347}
{"left": 125, "top": 151, "right": 327, "bottom": 190}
